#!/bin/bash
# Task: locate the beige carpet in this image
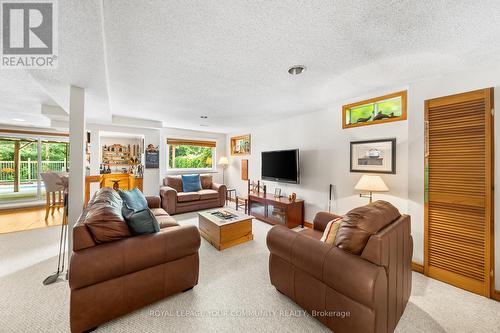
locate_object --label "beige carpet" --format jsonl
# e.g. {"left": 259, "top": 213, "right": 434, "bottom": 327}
{"left": 1, "top": 208, "right": 499, "bottom": 333}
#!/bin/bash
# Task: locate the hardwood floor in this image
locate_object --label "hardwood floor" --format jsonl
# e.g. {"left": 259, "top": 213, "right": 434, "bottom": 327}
{"left": 0, "top": 206, "right": 63, "bottom": 234}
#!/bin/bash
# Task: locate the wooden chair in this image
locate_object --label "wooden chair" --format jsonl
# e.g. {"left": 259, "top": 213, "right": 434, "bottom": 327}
{"left": 40, "top": 172, "right": 67, "bottom": 221}
{"left": 235, "top": 195, "right": 248, "bottom": 214}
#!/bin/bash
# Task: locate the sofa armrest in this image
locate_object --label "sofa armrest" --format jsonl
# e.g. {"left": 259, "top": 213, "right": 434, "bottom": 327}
{"left": 267, "top": 225, "right": 386, "bottom": 309}
{"left": 160, "top": 185, "right": 177, "bottom": 214}
{"left": 69, "top": 225, "right": 200, "bottom": 290}
{"left": 313, "top": 211, "right": 342, "bottom": 232}
{"left": 212, "top": 182, "right": 227, "bottom": 206}
{"left": 146, "top": 195, "right": 161, "bottom": 209}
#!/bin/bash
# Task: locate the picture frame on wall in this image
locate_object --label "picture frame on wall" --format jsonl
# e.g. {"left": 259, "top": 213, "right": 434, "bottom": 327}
{"left": 145, "top": 144, "right": 159, "bottom": 169}
{"left": 350, "top": 138, "right": 396, "bottom": 174}
{"left": 230, "top": 134, "right": 251, "bottom": 156}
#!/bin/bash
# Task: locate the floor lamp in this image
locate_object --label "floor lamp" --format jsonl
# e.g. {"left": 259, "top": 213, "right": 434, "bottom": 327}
{"left": 218, "top": 156, "right": 229, "bottom": 184}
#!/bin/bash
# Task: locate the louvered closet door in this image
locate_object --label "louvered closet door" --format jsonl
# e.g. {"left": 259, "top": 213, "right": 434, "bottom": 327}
{"left": 424, "top": 88, "right": 493, "bottom": 297}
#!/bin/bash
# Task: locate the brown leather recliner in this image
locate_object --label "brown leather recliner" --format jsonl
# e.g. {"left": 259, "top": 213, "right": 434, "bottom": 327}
{"left": 69, "top": 189, "right": 201, "bottom": 333}
{"left": 266, "top": 201, "right": 412, "bottom": 333}
{"left": 160, "top": 174, "right": 226, "bottom": 215}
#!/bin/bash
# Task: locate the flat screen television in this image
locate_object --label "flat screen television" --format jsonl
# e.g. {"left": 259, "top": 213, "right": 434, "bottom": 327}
{"left": 261, "top": 149, "right": 299, "bottom": 184}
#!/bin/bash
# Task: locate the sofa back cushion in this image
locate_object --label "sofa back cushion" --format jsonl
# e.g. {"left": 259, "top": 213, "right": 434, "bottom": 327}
{"left": 182, "top": 174, "right": 202, "bottom": 192}
{"left": 84, "top": 201, "right": 131, "bottom": 243}
{"left": 334, "top": 200, "right": 401, "bottom": 255}
{"left": 164, "top": 175, "right": 183, "bottom": 192}
{"left": 92, "top": 187, "right": 122, "bottom": 206}
{"left": 200, "top": 174, "right": 213, "bottom": 189}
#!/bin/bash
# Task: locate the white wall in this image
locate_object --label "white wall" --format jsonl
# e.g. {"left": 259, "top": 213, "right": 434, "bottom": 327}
{"left": 226, "top": 85, "right": 410, "bottom": 220}
{"left": 226, "top": 64, "right": 500, "bottom": 289}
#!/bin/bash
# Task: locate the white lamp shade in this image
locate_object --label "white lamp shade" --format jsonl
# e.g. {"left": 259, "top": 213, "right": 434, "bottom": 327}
{"left": 355, "top": 175, "right": 389, "bottom": 192}
{"left": 218, "top": 156, "right": 229, "bottom": 166}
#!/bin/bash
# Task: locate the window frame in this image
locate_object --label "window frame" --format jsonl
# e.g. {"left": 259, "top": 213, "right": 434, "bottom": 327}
{"left": 166, "top": 138, "right": 217, "bottom": 173}
{"left": 342, "top": 90, "right": 407, "bottom": 129}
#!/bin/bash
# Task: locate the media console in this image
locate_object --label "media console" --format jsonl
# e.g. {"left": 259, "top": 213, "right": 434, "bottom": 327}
{"left": 248, "top": 192, "right": 304, "bottom": 228}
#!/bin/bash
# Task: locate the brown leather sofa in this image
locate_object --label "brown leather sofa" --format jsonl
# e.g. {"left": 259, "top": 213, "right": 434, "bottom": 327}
{"left": 69, "top": 188, "right": 201, "bottom": 333}
{"left": 267, "top": 201, "right": 412, "bottom": 333}
{"left": 160, "top": 174, "right": 226, "bottom": 215}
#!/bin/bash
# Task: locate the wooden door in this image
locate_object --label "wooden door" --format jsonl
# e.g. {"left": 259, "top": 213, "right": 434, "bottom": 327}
{"left": 424, "top": 88, "right": 494, "bottom": 297}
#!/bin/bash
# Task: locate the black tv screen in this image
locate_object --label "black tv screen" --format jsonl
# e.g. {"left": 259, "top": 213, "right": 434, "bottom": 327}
{"left": 261, "top": 149, "right": 299, "bottom": 184}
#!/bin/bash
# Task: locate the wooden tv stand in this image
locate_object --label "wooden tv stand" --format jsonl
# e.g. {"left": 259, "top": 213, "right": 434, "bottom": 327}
{"left": 248, "top": 192, "right": 304, "bottom": 228}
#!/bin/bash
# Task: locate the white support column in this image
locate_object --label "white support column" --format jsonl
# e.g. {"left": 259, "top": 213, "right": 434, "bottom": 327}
{"left": 68, "top": 86, "right": 86, "bottom": 254}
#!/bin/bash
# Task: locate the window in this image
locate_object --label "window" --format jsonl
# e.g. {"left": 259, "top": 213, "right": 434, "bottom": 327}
{"left": 167, "top": 138, "right": 216, "bottom": 170}
{"left": 342, "top": 91, "right": 407, "bottom": 129}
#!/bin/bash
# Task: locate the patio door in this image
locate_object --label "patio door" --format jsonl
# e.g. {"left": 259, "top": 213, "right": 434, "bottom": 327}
{"left": 0, "top": 135, "right": 69, "bottom": 203}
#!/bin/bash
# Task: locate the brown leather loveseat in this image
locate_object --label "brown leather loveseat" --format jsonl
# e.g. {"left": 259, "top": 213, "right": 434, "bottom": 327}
{"left": 160, "top": 174, "right": 226, "bottom": 215}
{"left": 69, "top": 188, "right": 201, "bottom": 333}
{"left": 267, "top": 201, "right": 412, "bottom": 333}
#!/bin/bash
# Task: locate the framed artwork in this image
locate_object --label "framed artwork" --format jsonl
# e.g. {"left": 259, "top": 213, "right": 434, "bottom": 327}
{"left": 231, "top": 134, "right": 251, "bottom": 156}
{"left": 343, "top": 91, "right": 407, "bottom": 129}
{"left": 145, "top": 144, "right": 159, "bottom": 169}
{"left": 350, "top": 138, "right": 396, "bottom": 174}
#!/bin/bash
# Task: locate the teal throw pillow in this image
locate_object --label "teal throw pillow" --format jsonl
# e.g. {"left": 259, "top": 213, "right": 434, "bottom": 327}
{"left": 182, "top": 174, "right": 202, "bottom": 192}
{"left": 118, "top": 188, "right": 148, "bottom": 212}
{"left": 124, "top": 208, "right": 160, "bottom": 236}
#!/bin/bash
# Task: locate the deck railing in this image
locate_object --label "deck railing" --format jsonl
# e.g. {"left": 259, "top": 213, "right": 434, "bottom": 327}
{"left": 0, "top": 159, "right": 67, "bottom": 182}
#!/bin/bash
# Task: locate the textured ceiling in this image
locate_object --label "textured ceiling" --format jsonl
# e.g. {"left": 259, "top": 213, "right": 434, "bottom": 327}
{"left": 2, "top": 1, "right": 500, "bottom": 132}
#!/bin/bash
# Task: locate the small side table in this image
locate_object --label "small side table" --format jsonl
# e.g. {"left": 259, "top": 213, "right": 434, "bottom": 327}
{"left": 226, "top": 189, "right": 236, "bottom": 205}
{"left": 235, "top": 196, "right": 248, "bottom": 214}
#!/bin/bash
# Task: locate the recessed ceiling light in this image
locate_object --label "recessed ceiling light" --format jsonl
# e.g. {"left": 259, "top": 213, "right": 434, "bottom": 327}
{"left": 200, "top": 115, "right": 208, "bottom": 119}
{"left": 288, "top": 65, "right": 306, "bottom": 75}
{"left": 13, "top": 118, "right": 26, "bottom": 122}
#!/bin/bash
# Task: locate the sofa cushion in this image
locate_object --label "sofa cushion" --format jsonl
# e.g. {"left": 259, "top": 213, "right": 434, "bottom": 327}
{"left": 198, "top": 189, "right": 219, "bottom": 200}
{"left": 156, "top": 215, "right": 179, "bottom": 228}
{"left": 124, "top": 208, "right": 160, "bottom": 236}
{"left": 84, "top": 202, "right": 131, "bottom": 243}
{"left": 177, "top": 192, "right": 200, "bottom": 202}
{"left": 92, "top": 187, "right": 122, "bottom": 207}
{"left": 182, "top": 174, "right": 202, "bottom": 192}
{"left": 200, "top": 174, "right": 213, "bottom": 189}
{"left": 118, "top": 188, "right": 148, "bottom": 212}
{"left": 164, "top": 175, "right": 183, "bottom": 192}
{"left": 150, "top": 208, "right": 169, "bottom": 216}
{"left": 334, "top": 200, "right": 401, "bottom": 255}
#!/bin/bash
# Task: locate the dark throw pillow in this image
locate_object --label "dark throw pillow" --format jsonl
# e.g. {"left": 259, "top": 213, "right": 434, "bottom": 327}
{"left": 124, "top": 208, "right": 160, "bottom": 236}
{"left": 118, "top": 188, "right": 148, "bottom": 212}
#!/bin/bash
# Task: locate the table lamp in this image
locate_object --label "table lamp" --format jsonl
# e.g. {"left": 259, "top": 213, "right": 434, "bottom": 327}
{"left": 354, "top": 175, "right": 389, "bottom": 203}
{"left": 218, "top": 156, "right": 229, "bottom": 184}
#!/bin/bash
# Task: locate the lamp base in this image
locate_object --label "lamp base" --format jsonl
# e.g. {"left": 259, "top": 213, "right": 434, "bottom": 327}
{"left": 359, "top": 191, "right": 373, "bottom": 203}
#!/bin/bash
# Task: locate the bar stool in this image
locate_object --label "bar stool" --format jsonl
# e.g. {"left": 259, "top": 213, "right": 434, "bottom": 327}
{"left": 40, "top": 172, "right": 67, "bottom": 221}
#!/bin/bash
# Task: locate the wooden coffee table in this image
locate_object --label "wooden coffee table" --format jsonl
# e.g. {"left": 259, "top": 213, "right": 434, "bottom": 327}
{"left": 198, "top": 208, "right": 254, "bottom": 251}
